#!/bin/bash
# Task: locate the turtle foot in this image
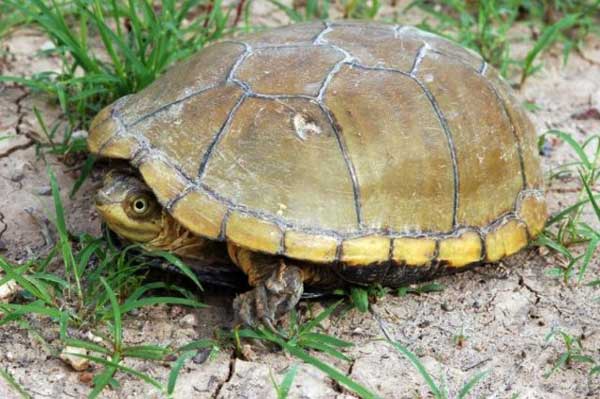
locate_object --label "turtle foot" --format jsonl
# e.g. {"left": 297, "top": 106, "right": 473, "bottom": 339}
{"left": 233, "top": 260, "right": 304, "bottom": 330}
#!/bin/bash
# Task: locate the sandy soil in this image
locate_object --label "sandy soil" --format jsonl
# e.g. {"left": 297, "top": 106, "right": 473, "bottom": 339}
{"left": 1, "top": 2, "right": 600, "bottom": 398}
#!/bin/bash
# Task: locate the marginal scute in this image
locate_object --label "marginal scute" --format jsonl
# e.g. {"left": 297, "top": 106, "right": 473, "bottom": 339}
{"left": 438, "top": 231, "right": 483, "bottom": 267}
{"left": 485, "top": 219, "right": 528, "bottom": 262}
{"left": 99, "top": 136, "right": 139, "bottom": 160}
{"left": 518, "top": 192, "right": 547, "bottom": 237}
{"left": 88, "top": 104, "right": 117, "bottom": 154}
{"left": 138, "top": 158, "right": 188, "bottom": 205}
{"left": 171, "top": 190, "right": 227, "bottom": 240}
{"left": 226, "top": 212, "right": 282, "bottom": 255}
{"left": 235, "top": 45, "right": 344, "bottom": 96}
{"left": 341, "top": 236, "right": 390, "bottom": 266}
{"left": 392, "top": 237, "right": 437, "bottom": 266}
{"left": 416, "top": 53, "right": 523, "bottom": 227}
{"left": 284, "top": 231, "right": 338, "bottom": 263}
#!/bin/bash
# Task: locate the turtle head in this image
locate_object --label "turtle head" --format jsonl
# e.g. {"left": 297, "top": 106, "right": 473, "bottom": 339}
{"left": 95, "top": 170, "right": 164, "bottom": 243}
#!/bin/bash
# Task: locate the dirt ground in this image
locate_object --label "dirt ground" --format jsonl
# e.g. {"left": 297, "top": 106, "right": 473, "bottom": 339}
{"left": 1, "top": 2, "right": 600, "bottom": 398}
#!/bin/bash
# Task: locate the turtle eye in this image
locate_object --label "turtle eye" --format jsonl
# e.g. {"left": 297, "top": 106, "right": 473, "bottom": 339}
{"left": 130, "top": 195, "right": 152, "bottom": 216}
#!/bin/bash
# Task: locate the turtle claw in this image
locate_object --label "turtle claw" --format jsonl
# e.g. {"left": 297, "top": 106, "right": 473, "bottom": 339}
{"left": 233, "top": 261, "right": 304, "bottom": 331}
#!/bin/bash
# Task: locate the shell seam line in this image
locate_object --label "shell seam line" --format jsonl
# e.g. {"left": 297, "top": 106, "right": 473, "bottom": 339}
{"left": 319, "top": 102, "right": 365, "bottom": 228}
{"left": 409, "top": 43, "right": 429, "bottom": 75}
{"left": 479, "top": 61, "right": 488, "bottom": 75}
{"left": 196, "top": 93, "right": 247, "bottom": 180}
{"left": 312, "top": 37, "right": 363, "bottom": 228}
{"left": 349, "top": 61, "right": 460, "bottom": 228}
{"left": 313, "top": 21, "right": 332, "bottom": 44}
{"left": 485, "top": 79, "right": 528, "bottom": 191}
{"left": 126, "top": 84, "right": 221, "bottom": 128}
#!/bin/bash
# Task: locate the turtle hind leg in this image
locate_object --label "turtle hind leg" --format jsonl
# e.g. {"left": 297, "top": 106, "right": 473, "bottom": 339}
{"left": 229, "top": 245, "right": 304, "bottom": 329}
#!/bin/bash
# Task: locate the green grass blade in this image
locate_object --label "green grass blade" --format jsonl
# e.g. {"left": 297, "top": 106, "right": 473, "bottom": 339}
{"left": 458, "top": 370, "right": 489, "bottom": 399}
{"left": 151, "top": 251, "right": 203, "bottom": 290}
{"left": 70, "top": 155, "right": 96, "bottom": 197}
{"left": 64, "top": 337, "right": 110, "bottom": 354}
{"left": 167, "top": 350, "right": 195, "bottom": 396}
{"left": 299, "top": 300, "right": 342, "bottom": 334}
{"left": 388, "top": 341, "right": 442, "bottom": 398}
{"left": 100, "top": 277, "right": 122, "bottom": 351}
{"left": 579, "top": 170, "right": 600, "bottom": 220}
{"left": 350, "top": 287, "right": 369, "bottom": 312}
{"left": 0, "top": 260, "right": 53, "bottom": 305}
{"left": 277, "top": 364, "right": 299, "bottom": 399}
{"left": 521, "top": 14, "right": 580, "bottom": 85}
{"left": 78, "top": 352, "right": 165, "bottom": 392}
{"left": 118, "top": 296, "right": 205, "bottom": 315}
{"left": 0, "top": 367, "right": 32, "bottom": 399}
{"left": 544, "top": 131, "right": 591, "bottom": 170}
{"left": 123, "top": 345, "right": 170, "bottom": 360}
{"left": 281, "top": 342, "right": 380, "bottom": 399}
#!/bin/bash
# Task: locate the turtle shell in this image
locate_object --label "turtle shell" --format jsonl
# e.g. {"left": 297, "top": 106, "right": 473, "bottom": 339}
{"left": 88, "top": 21, "right": 547, "bottom": 268}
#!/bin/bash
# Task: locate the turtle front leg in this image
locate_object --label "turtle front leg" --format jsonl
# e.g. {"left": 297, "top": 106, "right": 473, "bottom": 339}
{"left": 228, "top": 244, "right": 304, "bottom": 329}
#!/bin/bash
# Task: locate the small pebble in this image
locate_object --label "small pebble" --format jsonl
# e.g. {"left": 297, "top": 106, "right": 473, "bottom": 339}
{"left": 241, "top": 344, "right": 256, "bottom": 361}
{"left": 351, "top": 327, "right": 364, "bottom": 336}
{"left": 86, "top": 331, "right": 103, "bottom": 344}
{"left": 0, "top": 279, "right": 19, "bottom": 302}
{"left": 70, "top": 130, "right": 88, "bottom": 140}
{"left": 164, "top": 354, "right": 178, "bottom": 362}
{"left": 40, "top": 40, "right": 56, "bottom": 51}
{"left": 192, "top": 348, "right": 211, "bottom": 364}
{"left": 9, "top": 171, "right": 24, "bottom": 183}
{"left": 79, "top": 371, "right": 94, "bottom": 385}
{"left": 36, "top": 186, "right": 52, "bottom": 196}
{"left": 5, "top": 352, "right": 14, "bottom": 362}
{"left": 59, "top": 346, "right": 90, "bottom": 371}
{"left": 180, "top": 313, "right": 198, "bottom": 328}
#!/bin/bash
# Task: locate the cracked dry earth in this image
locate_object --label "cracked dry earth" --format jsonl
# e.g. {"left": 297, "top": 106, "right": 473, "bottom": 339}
{"left": 2, "top": 7, "right": 600, "bottom": 399}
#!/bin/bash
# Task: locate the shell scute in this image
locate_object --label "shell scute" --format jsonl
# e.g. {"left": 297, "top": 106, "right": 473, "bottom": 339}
{"left": 226, "top": 212, "right": 282, "bottom": 254}
{"left": 131, "top": 84, "right": 245, "bottom": 179}
{"left": 392, "top": 237, "right": 437, "bottom": 266}
{"left": 284, "top": 231, "right": 338, "bottom": 262}
{"left": 485, "top": 219, "right": 528, "bottom": 262}
{"left": 484, "top": 68, "right": 545, "bottom": 189}
{"left": 235, "top": 45, "right": 345, "bottom": 96}
{"left": 399, "top": 26, "right": 484, "bottom": 70}
{"left": 171, "top": 190, "right": 227, "bottom": 240}
{"left": 118, "top": 42, "right": 246, "bottom": 125}
{"left": 438, "top": 231, "right": 483, "bottom": 268}
{"left": 416, "top": 53, "right": 524, "bottom": 227}
{"left": 322, "top": 25, "right": 420, "bottom": 72}
{"left": 201, "top": 97, "right": 357, "bottom": 232}
{"left": 324, "top": 64, "right": 455, "bottom": 232}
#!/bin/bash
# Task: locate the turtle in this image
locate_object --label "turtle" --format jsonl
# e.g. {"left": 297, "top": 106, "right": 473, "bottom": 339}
{"left": 88, "top": 21, "right": 547, "bottom": 328}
